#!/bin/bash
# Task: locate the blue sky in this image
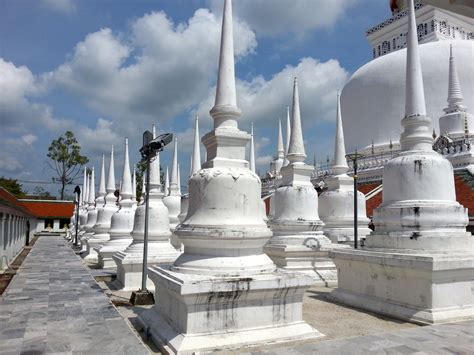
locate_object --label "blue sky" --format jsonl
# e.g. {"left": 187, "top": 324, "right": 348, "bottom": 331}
{"left": 0, "top": 0, "right": 388, "bottom": 197}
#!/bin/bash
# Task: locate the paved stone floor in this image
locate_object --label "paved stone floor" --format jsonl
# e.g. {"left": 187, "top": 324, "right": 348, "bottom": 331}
{"left": 1, "top": 235, "right": 473, "bottom": 355}
{"left": 240, "top": 320, "right": 474, "bottom": 354}
{"left": 0, "top": 235, "right": 149, "bottom": 355}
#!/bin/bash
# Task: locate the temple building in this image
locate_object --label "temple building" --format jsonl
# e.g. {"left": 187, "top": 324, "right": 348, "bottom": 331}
{"left": 263, "top": 0, "right": 474, "bottom": 232}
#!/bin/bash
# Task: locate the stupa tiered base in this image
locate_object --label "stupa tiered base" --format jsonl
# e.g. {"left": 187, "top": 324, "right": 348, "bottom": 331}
{"left": 113, "top": 242, "right": 180, "bottom": 291}
{"left": 319, "top": 176, "right": 371, "bottom": 245}
{"left": 330, "top": 246, "right": 474, "bottom": 324}
{"left": 96, "top": 238, "right": 132, "bottom": 269}
{"left": 138, "top": 266, "right": 323, "bottom": 354}
{"left": 265, "top": 234, "right": 350, "bottom": 287}
{"left": 83, "top": 233, "right": 109, "bottom": 263}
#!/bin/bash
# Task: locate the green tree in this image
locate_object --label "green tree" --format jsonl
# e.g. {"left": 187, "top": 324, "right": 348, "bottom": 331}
{"left": 47, "top": 131, "right": 89, "bottom": 200}
{"left": 0, "top": 177, "right": 26, "bottom": 198}
{"left": 134, "top": 159, "right": 164, "bottom": 202}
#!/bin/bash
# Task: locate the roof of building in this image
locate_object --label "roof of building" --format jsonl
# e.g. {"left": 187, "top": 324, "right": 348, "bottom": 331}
{"left": 0, "top": 187, "right": 35, "bottom": 217}
{"left": 20, "top": 199, "right": 75, "bottom": 219}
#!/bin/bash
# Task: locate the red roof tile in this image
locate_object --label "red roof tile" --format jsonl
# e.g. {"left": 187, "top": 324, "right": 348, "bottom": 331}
{"left": 0, "top": 187, "right": 33, "bottom": 216}
{"left": 21, "top": 200, "right": 74, "bottom": 218}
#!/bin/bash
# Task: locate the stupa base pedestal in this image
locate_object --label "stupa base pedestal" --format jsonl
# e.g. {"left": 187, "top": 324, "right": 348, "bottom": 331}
{"left": 265, "top": 243, "right": 348, "bottom": 287}
{"left": 96, "top": 238, "right": 133, "bottom": 269}
{"left": 324, "top": 225, "right": 371, "bottom": 245}
{"left": 330, "top": 247, "right": 474, "bottom": 325}
{"left": 113, "top": 243, "right": 180, "bottom": 291}
{"left": 83, "top": 235, "right": 109, "bottom": 263}
{"left": 138, "top": 266, "right": 323, "bottom": 354}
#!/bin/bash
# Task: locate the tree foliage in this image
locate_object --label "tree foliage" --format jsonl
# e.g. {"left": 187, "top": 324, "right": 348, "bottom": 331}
{"left": 0, "top": 177, "right": 26, "bottom": 198}
{"left": 47, "top": 131, "right": 89, "bottom": 200}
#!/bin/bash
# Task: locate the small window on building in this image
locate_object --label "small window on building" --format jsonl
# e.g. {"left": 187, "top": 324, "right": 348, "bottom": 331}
{"left": 59, "top": 219, "right": 69, "bottom": 229}
{"left": 44, "top": 218, "right": 54, "bottom": 229}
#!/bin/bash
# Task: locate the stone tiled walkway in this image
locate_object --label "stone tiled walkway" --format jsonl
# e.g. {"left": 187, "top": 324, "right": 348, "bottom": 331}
{"left": 0, "top": 235, "right": 149, "bottom": 354}
{"left": 243, "top": 320, "right": 474, "bottom": 354}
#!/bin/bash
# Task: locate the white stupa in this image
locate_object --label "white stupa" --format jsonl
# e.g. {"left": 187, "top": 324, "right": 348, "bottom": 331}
{"left": 318, "top": 92, "right": 371, "bottom": 244}
{"left": 97, "top": 138, "right": 135, "bottom": 269}
{"left": 269, "top": 119, "right": 285, "bottom": 176}
{"left": 164, "top": 166, "right": 169, "bottom": 196}
{"left": 265, "top": 77, "right": 345, "bottom": 286}
{"left": 80, "top": 157, "right": 106, "bottom": 250}
{"left": 438, "top": 45, "right": 473, "bottom": 139}
{"left": 84, "top": 146, "right": 118, "bottom": 262}
{"left": 81, "top": 167, "right": 96, "bottom": 235}
{"left": 78, "top": 166, "right": 89, "bottom": 228}
{"left": 139, "top": 1, "right": 322, "bottom": 352}
{"left": 331, "top": 0, "right": 473, "bottom": 325}
{"left": 283, "top": 106, "right": 291, "bottom": 166}
{"left": 249, "top": 123, "right": 268, "bottom": 222}
{"left": 178, "top": 116, "right": 201, "bottom": 224}
{"left": 131, "top": 166, "right": 137, "bottom": 211}
{"left": 113, "top": 127, "right": 180, "bottom": 291}
{"left": 163, "top": 138, "right": 181, "bottom": 230}
{"left": 341, "top": 1, "right": 473, "bottom": 155}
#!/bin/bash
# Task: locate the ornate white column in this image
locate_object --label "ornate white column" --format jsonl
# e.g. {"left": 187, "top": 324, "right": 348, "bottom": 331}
{"left": 265, "top": 78, "right": 346, "bottom": 286}
{"left": 81, "top": 155, "right": 106, "bottom": 250}
{"left": 139, "top": 1, "right": 323, "bottom": 352}
{"left": 163, "top": 137, "right": 181, "bottom": 231}
{"left": 319, "top": 91, "right": 371, "bottom": 244}
{"left": 331, "top": 0, "right": 472, "bottom": 325}
{"left": 114, "top": 127, "right": 179, "bottom": 291}
{"left": 84, "top": 146, "right": 118, "bottom": 262}
{"left": 178, "top": 116, "right": 202, "bottom": 224}
{"left": 97, "top": 138, "right": 135, "bottom": 268}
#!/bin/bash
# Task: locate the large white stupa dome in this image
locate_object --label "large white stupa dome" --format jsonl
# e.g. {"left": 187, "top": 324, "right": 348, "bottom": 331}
{"left": 341, "top": 39, "right": 474, "bottom": 152}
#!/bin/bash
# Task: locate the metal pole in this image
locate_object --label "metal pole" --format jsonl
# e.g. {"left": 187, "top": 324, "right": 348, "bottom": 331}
{"left": 74, "top": 191, "right": 80, "bottom": 246}
{"left": 140, "top": 156, "right": 151, "bottom": 291}
{"left": 353, "top": 152, "right": 358, "bottom": 249}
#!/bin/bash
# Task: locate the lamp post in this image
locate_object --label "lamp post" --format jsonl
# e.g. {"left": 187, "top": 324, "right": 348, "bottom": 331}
{"left": 346, "top": 151, "right": 364, "bottom": 249}
{"left": 130, "top": 130, "right": 173, "bottom": 305}
{"left": 73, "top": 185, "right": 81, "bottom": 247}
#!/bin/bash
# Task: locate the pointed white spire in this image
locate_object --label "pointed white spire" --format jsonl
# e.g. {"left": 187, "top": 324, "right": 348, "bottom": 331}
{"left": 88, "top": 167, "right": 95, "bottom": 204}
{"left": 81, "top": 166, "right": 87, "bottom": 205}
{"left": 169, "top": 138, "right": 180, "bottom": 195}
{"left": 250, "top": 123, "right": 256, "bottom": 173}
{"left": 106, "top": 146, "right": 116, "bottom": 194}
{"left": 120, "top": 138, "right": 133, "bottom": 199}
{"left": 149, "top": 124, "right": 161, "bottom": 192}
{"left": 177, "top": 163, "right": 182, "bottom": 195}
{"left": 287, "top": 77, "right": 306, "bottom": 163}
{"left": 191, "top": 115, "right": 201, "bottom": 175}
{"left": 165, "top": 167, "right": 170, "bottom": 196}
{"left": 333, "top": 91, "right": 349, "bottom": 175}
{"left": 98, "top": 155, "right": 106, "bottom": 197}
{"left": 213, "top": 0, "right": 237, "bottom": 110}
{"left": 445, "top": 44, "right": 465, "bottom": 113}
{"left": 277, "top": 119, "right": 284, "bottom": 159}
{"left": 404, "top": 0, "right": 426, "bottom": 118}
{"left": 84, "top": 170, "right": 89, "bottom": 206}
{"left": 132, "top": 166, "right": 137, "bottom": 202}
{"left": 400, "top": 0, "right": 432, "bottom": 151}
{"left": 140, "top": 176, "right": 146, "bottom": 205}
{"left": 284, "top": 106, "right": 291, "bottom": 165}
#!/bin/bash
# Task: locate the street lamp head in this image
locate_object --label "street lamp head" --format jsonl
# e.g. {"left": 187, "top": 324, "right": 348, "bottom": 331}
{"left": 140, "top": 131, "right": 173, "bottom": 161}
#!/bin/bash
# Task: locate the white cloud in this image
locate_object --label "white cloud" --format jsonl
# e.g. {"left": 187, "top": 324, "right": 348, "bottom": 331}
{"left": 48, "top": 9, "right": 257, "bottom": 131}
{"left": 41, "top": 0, "right": 76, "bottom": 14}
{"left": 209, "top": 0, "right": 356, "bottom": 38}
{"left": 195, "top": 57, "right": 349, "bottom": 129}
